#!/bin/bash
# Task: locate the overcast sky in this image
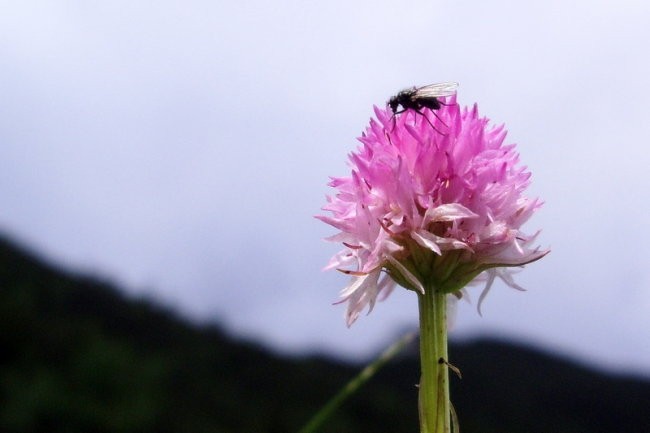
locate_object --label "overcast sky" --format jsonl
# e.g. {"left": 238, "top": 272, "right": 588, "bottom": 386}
{"left": 1, "top": 1, "right": 649, "bottom": 377}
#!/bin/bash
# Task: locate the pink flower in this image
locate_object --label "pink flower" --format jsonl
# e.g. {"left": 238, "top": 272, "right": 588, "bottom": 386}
{"left": 318, "top": 96, "right": 548, "bottom": 326}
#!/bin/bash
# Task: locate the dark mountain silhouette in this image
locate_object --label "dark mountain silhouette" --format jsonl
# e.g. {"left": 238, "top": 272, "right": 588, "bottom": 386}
{"left": 1, "top": 235, "right": 648, "bottom": 433}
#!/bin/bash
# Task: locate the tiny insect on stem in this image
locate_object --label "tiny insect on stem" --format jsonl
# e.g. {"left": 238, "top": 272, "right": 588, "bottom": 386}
{"left": 438, "top": 357, "right": 462, "bottom": 379}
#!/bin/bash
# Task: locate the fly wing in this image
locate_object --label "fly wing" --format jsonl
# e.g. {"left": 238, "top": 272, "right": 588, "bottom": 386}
{"left": 414, "top": 82, "right": 459, "bottom": 98}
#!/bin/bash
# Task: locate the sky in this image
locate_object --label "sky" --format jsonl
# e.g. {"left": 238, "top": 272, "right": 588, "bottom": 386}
{"left": 1, "top": 1, "right": 649, "bottom": 377}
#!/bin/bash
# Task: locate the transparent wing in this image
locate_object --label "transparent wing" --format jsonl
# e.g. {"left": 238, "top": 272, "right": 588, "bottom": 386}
{"left": 414, "top": 82, "right": 459, "bottom": 98}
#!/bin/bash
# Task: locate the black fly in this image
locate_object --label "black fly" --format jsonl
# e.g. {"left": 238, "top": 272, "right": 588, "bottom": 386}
{"left": 388, "top": 82, "right": 458, "bottom": 132}
{"left": 388, "top": 82, "right": 458, "bottom": 115}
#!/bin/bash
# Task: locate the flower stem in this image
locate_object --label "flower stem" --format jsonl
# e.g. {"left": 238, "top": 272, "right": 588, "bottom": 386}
{"left": 297, "top": 332, "right": 417, "bottom": 433}
{"left": 418, "top": 287, "right": 450, "bottom": 433}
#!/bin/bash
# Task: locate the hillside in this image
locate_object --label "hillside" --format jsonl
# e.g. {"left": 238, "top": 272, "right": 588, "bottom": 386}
{"left": 1, "top": 235, "right": 648, "bottom": 433}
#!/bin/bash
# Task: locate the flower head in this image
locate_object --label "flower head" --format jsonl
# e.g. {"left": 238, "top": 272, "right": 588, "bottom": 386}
{"left": 318, "top": 97, "right": 548, "bottom": 326}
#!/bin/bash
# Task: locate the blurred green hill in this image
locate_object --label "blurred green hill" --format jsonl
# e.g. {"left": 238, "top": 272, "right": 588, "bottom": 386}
{"left": 1, "top": 235, "right": 648, "bottom": 433}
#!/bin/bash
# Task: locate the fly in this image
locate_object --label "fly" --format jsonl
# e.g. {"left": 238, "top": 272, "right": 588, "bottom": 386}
{"left": 388, "top": 82, "right": 458, "bottom": 115}
{"left": 387, "top": 82, "right": 458, "bottom": 132}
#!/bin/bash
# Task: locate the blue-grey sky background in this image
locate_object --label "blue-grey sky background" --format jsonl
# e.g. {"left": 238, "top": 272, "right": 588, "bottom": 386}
{"left": 1, "top": 2, "right": 649, "bottom": 376}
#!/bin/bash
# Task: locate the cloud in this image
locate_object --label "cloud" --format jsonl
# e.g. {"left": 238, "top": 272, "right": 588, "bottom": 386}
{"left": 0, "top": 1, "right": 649, "bottom": 376}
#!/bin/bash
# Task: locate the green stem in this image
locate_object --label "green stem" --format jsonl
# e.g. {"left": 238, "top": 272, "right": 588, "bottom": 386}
{"left": 418, "top": 287, "right": 450, "bottom": 433}
{"left": 297, "top": 332, "right": 417, "bottom": 433}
